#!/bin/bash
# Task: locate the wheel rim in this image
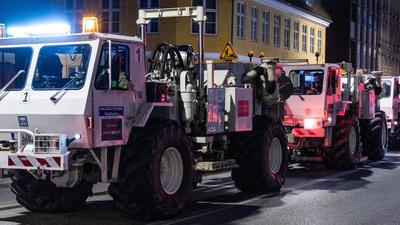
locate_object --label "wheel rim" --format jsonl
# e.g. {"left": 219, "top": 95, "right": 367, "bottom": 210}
{"left": 160, "top": 147, "right": 184, "bottom": 195}
{"left": 269, "top": 138, "right": 283, "bottom": 174}
{"left": 349, "top": 126, "right": 357, "bottom": 155}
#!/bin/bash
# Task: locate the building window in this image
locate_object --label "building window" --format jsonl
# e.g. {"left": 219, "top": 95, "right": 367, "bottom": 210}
{"left": 284, "top": 18, "right": 290, "bottom": 49}
{"left": 293, "top": 21, "right": 299, "bottom": 51}
{"left": 310, "top": 27, "right": 315, "bottom": 53}
{"left": 251, "top": 7, "right": 258, "bottom": 41}
{"left": 237, "top": 1, "right": 245, "bottom": 38}
{"left": 273, "top": 15, "right": 281, "bottom": 47}
{"left": 192, "top": 0, "right": 217, "bottom": 35}
{"left": 317, "top": 30, "right": 322, "bottom": 53}
{"left": 102, "top": 0, "right": 120, "bottom": 33}
{"left": 302, "top": 24, "right": 307, "bottom": 52}
{"left": 140, "top": 0, "right": 160, "bottom": 33}
{"left": 262, "top": 11, "right": 270, "bottom": 44}
{"left": 65, "top": 0, "right": 84, "bottom": 33}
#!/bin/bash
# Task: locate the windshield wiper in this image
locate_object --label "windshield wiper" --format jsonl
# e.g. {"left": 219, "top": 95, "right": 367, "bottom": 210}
{"left": 297, "top": 94, "right": 305, "bottom": 101}
{"left": 50, "top": 72, "right": 84, "bottom": 103}
{"left": 0, "top": 70, "right": 25, "bottom": 99}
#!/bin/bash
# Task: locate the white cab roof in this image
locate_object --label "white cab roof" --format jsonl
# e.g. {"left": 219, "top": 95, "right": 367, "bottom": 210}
{"left": 0, "top": 32, "right": 143, "bottom": 46}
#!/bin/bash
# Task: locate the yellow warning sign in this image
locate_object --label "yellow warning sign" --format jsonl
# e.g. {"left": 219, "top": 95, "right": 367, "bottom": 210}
{"left": 219, "top": 42, "right": 238, "bottom": 61}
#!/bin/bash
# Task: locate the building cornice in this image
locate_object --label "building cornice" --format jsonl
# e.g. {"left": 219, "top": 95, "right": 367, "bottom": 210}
{"left": 253, "top": 0, "right": 331, "bottom": 27}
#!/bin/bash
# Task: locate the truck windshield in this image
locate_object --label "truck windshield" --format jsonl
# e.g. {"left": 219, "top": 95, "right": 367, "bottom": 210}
{"left": 380, "top": 80, "right": 392, "bottom": 98}
{"left": 289, "top": 70, "right": 324, "bottom": 95}
{"left": 0, "top": 47, "right": 32, "bottom": 91}
{"left": 32, "top": 44, "right": 91, "bottom": 90}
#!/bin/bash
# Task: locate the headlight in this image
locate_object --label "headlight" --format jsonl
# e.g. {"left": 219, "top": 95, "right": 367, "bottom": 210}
{"left": 304, "top": 118, "right": 319, "bottom": 129}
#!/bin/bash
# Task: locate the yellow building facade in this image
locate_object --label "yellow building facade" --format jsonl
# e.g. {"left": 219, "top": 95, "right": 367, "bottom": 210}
{"left": 52, "top": 0, "right": 331, "bottom": 63}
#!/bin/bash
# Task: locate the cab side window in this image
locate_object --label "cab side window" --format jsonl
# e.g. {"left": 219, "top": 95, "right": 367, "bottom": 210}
{"left": 95, "top": 44, "right": 130, "bottom": 90}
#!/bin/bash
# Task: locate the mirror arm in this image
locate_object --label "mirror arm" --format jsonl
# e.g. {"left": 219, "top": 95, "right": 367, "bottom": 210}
{"left": 108, "top": 40, "right": 112, "bottom": 90}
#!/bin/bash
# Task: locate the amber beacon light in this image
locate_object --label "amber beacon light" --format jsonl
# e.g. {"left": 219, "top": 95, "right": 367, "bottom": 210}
{"left": 82, "top": 17, "right": 98, "bottom": 33}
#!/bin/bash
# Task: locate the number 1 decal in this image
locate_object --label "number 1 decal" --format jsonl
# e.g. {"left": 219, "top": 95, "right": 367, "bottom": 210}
{"left": 21, "top": 92, "right": 29, "bottom": 103}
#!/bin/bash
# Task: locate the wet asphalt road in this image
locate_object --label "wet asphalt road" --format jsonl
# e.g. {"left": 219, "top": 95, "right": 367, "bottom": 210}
{"left": 0, "top": 153, "right": 400, "bottom": 225}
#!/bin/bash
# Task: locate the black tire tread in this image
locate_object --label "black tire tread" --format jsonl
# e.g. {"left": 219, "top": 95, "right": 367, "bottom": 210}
{"left": 361, "top": 111, "right": 388, "bottom": 160}
{"left": 229, "top": 116, "right": 288, "bottom": 193}
{"left": 323, "top": 115, "right": 360, "bottom": 170}
{"left": 108, "top": 118, "right": 194, "bottom": 220}
{"left": 10, "top": 170, "right": 93, "bottom": 213}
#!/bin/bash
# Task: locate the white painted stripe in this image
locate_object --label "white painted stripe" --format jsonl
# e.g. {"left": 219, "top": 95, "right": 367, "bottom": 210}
{"left": 9, "top": 155, "right": 23, "bottom": 167}
{"left": 26, "top": 156, "right": 40, "bottom": 167}
{"left": 46, "top": 157, "right": 59, "bottom": 168}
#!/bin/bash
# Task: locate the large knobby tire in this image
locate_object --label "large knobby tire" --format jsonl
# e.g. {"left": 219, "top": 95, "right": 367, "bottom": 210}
{"left": 229, "top": 116, "right": 288, "bottom": 193}
{"left": 10, "top": 170, "right": 93, "bottom": 213}
{"left": 323, "top": 115, "right": 360, "bottom": 170}
{"left": 361, "top": 111, "right": 388, "bottom": 160}
{"left": 389, "top": 128, "right": 400, "bottom": 151}
{"left": 108, "top": 119, "right": 194, "bottom": 220}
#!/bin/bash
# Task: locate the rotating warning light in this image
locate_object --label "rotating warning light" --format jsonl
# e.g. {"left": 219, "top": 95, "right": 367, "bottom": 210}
{"left": 7, "top": 23, "right": 71, "bottom": 37}
{"left": 82, "top": 17, "right": 98, "bottom": 33}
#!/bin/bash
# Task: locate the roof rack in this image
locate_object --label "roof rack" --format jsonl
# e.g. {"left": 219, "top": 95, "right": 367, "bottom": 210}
{"left": 268, "top": 58, "right": 309, "bottom": 65}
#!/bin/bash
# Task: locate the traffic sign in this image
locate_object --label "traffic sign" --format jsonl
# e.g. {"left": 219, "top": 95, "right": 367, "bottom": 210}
{"left": 219, "top": 42, "right": 238, "bottom": 61}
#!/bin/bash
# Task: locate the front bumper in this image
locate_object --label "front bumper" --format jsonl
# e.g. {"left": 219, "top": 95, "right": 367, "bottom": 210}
{"left": 291, "top": 128, "right": 325, "bottom": 138}
{"left": 0, "top": 129, "right": 69, "bottom": 171}
{"left": 0, "top": 151, "right": 68, "bottom": 171}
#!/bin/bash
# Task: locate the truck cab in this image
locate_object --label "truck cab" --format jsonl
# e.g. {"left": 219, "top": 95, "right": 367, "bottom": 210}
{"left": 0, "top": 33, "right": 146, "bottom": 172}
{"left": 282, "top": 64, "right": 341, "bottom": 149}
{"left": 282, "top": 62, "right": 387, "bottom": 169}
{"left": 380, "top": 76, "right": 400, "bottom": 130}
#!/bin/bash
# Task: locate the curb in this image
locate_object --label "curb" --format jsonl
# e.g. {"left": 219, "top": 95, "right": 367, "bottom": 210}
{"left": 0, "top": 178, "right": 11, "bottom": 186}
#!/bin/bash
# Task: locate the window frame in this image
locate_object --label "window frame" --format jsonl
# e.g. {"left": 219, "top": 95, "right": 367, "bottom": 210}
{"left": 293, "top": 21, "right": 299, "bottom": 51}
{"left": 0, "top": 47, "right": 33, "bottom": 91}
{"left": 289, "top": 69, "right": 325, "bottom": 96}
{"left": 250, "top": 6, "right": 258, "bottom": 41}
{"left": 262, "top": 11, "right": 270, "bottom": 45}
{"left": 140, "top": 0, "right": 160, "bottom": 34}
{"left": 302, "top": 24, "right": 307, "bottom": 52}
{"left": 65, "top": 0, "right": 84, "bottom": 33}
{"left": 32, "top": 44, "right": 92, "bottom": 91}
{"left": 95, "top": 43, "right": 130, "bottom": 91}
{"left": 317, "top": 29, "right": 322, "bottom": 53}
{"left": 101, "top": 0, "right": 121, "bottom": 34}
{"left": 191, "top": 0, "right": 218, "bottom": 35}
{"left": 284, "top": 17, "right": 290, "bottom": 49}
{"left": 310, "top": 27, "right": 315, "bottom": 53}
{"left": 236, "top": 1, "right": 246, "bottom": 38}
{"left": 273, "top": 15, "right": 281, "bottom": 48}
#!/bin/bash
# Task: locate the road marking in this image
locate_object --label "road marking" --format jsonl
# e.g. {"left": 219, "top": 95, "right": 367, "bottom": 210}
{"left": 0, "top": 204, "right": 23, "bottom": 211}
{"left": 148, "top": 167, "right": 366, "bottom": 225}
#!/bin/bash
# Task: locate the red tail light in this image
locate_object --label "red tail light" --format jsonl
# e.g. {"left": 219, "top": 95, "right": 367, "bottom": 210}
{"left": 284, "top": 116, "right": 296, "bottom": 125}
{"left": 238, "top": 100, "right": 249, "bottom": 117}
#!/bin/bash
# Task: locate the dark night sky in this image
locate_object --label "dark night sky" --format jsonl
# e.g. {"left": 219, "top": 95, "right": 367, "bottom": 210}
{"left": 0, "top": 0, "right": 59, "bottom": 26}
